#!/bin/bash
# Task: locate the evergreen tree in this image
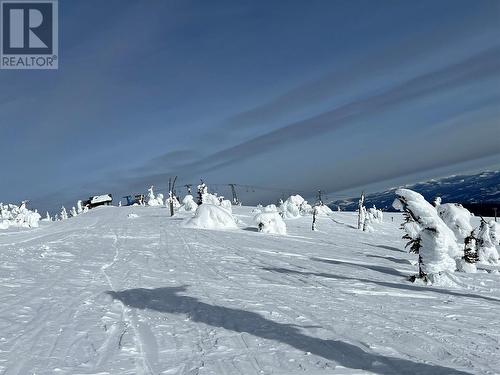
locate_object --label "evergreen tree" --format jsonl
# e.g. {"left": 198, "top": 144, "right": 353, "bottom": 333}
{"left": 463, "top": 231, "right": 478, "bottom": 264}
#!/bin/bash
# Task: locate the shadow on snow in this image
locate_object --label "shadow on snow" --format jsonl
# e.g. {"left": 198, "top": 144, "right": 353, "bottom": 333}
{"left": 264, "top": 267, "right": 500, "bottom": 304}
{"left": 311, "top": 257, "right": 408, "bottom": 277}
{"left": 107, "top": 285, "right": 472, "bottom": 375}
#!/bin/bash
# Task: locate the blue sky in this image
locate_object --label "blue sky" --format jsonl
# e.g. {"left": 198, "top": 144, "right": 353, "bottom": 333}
{"left": 1, "top": 0, "right": 499, "bottom": 212}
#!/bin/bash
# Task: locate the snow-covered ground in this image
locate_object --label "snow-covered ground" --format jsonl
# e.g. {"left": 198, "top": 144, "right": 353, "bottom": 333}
{"left": 1, "top": 205, "right": 499, "bottom": 375}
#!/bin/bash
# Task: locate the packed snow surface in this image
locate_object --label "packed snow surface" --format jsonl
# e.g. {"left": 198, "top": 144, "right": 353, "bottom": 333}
{"left": 0, "top": 205, "right": 499, "bottom": 374}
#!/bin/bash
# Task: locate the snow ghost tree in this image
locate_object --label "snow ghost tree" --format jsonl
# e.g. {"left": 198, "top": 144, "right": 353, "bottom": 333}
{"left": 181, "top": 194, "right": 198, "bottom": 212}
{"left": 197, "top": 181, "right": 207, "bottom": 205}
{"left": 393, "top": 189, "right": 460, "bottom": 283}
{"left": 363, "top": 211, "right": 374, "bottom": 232}
{"left": 147, "top": 186, "right": 160, "bottom": 206}
{"left": 437, "top": 203, "right": 473, "bottom": 243}
{"left": 476, "top": 219, "right": 499, "bottom": 264}
{"left": 166, "top": 192, "right": 181, "bottom": 209}
{"left": 183, "top": 204, "right": 237, "bottom": 230}
{"left": 264, "top": 204, "right": 277, "bottom": 213}
{"left": 77, "top": 200, "right": 83, "bottom": 214}
{"left": 489, "top": 220, "right": 499, "bottom": 246}
{"left": 280, "top": 195, "right": 308, "bottom": 219}
{"left": 312, "top": 206, "right": 317, "bottom": 231}
{"left": 436, "top": 203, "right": 478, "bottom": 272}
{"left": 254, "top": 212, "right": 287, "bottom": 235}
{"left": 357, "top": 192, "right": 365, "bottom": 230}
{"left": 433, "top": 196, "right": 442, "bottom": 207}
{"left": 461, "top": 231, "right": 478, "bottom": 272}
{"left": 202, "top": 192, "right": 220, "bottom": 206}
{"left": 60, "top": 206, "right": 68, "bottom": 220}
{"left": 25, "top": 209, "right": 41, "bottom": 228}
{"left": 368, "top": 205, "right": 383, "bottom": 223}
{"left": 156, "top": 193, "right": 164, "bottom": 206}
{"left": 0, "top": 202, "right": 42, "bottom": 229}
{"left": 70, "top": 207, "right": 77, "bottom": 217}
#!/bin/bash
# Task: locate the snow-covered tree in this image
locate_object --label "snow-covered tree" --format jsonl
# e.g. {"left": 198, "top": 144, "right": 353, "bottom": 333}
{"left": 70, "top": 207, "right": 77, "bottom": 217}
{"left": 60, "top": 206, "right": 68, "bottom": 220}
{"left": 180, "top": 194, "right": 198, "bottom": 212}
{"left": 433, "top": 196, "right": 442, "bottom": 207}
{"left": 312, "top": 206, "right": 318, "bottom": 231}
{"left": 476, "top": 219, "right": 499, "bottom": 264}
{"left": 166, "top": 192, "right": 181, "bottom": 208}
{"left": 279, "top": 195, "right": 310, "bottom": 219}
{"left": 197, "top": 181, "right": 207, "bottom": 205}
{"left": 254, "top": 212, "right": 286, "bottom": 235}
{"left": 156, "top": 193, "right": 164, "bottom": 206}
{"left": 437, "top": 203, "right": 473, "bottom": 243}
{"left": 357, "top": 192, "right": 365, "bottom": 230}
{"left": 393, "top": 189, "right": 460, "bottom": 283}
{"left": 459, "top": 231, "right": 478, "bottom": 272}
{"left": 77, "top": 200, "right": 83, "bottom": 214}
{"left": 147, "top": 186, "right": 160, "bottom": 206}
{"left": 369, "top": 205, "right": 383, "bottom": 223}
{"left": 202, "top": 192, "right": 220, "bottom": 206}
{"left": 489, "top": 220, "right": 498, "bottom": 246}
{"left": 363, "top": 211, "right": 374, "bottom": 232}
{"left": 45, "top": 211, "right": 51, "bottom": 221}
{"left": 183, "top": 204, "right": 237, "bottom": 230}
{"left": 220, "top": 199, "right": 232, "bottom": 213}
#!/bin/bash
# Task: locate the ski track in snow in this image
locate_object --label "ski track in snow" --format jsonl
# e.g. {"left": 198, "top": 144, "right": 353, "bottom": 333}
{"left": 0, "top": 206, "right": 499, "bottom": 374}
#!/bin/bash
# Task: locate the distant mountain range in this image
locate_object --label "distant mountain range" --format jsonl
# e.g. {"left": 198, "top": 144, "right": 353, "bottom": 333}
{"left": 330, "top": 170, "right": 500, "bottom": 213}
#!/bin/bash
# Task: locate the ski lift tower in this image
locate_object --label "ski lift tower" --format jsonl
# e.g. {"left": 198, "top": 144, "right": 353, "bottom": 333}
{"left": 229, "top": 184, "right": 240, "bottom": 205}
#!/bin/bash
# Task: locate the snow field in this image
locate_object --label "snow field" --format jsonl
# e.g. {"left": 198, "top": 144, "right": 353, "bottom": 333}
{"left": 0, "top": 205, "right": 499, "bottom": 374}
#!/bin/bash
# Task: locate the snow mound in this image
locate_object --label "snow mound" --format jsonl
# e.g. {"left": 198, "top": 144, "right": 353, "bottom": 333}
{"left": 183, "top": 204, "right": 237, "bottom": 230}
{"left": 254, "top": 212, "right": 287, "bottom": 235}
{"left": 127, "top": 213, "right": 139, "bottom": 219}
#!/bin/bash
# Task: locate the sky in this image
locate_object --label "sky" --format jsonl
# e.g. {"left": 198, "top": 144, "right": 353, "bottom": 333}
{"left": 1, "top": 0, "right": 499, "bottom": 212}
